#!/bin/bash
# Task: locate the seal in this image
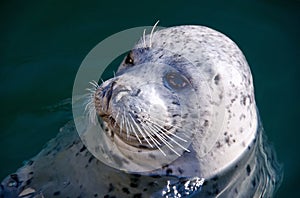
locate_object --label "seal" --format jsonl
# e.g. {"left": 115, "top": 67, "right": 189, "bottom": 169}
{"left": 0, "top": 24, "right": 283, "bottom": 197}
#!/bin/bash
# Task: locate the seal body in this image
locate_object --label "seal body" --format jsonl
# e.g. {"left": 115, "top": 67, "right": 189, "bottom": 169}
{"left": 0, "top": 25, "right": 283, "bottom": 197}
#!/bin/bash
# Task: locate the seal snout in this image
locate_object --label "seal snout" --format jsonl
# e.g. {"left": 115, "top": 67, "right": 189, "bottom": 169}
{"left": 94, "top": 80, "right": 117, "bottom": 116}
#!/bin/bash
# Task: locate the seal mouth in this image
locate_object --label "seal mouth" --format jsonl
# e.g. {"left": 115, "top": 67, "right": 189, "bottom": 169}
{"left": 99, "top": 111, "right": 159, "bottom": 150}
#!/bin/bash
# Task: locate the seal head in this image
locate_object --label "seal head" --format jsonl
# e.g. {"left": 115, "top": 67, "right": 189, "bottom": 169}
{"left": 88, "top": 48, "right": 207, "bottom": 171}
{"left": 86, "top": 25, "right": 257, "bottom": 178}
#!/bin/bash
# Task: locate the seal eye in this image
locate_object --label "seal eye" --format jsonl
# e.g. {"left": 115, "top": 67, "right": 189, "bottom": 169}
{"left": 125, "top": 51, "right": 134, "bottom": 65}
{"left": 163, "top": 71, "right": 189, "bottom": 91}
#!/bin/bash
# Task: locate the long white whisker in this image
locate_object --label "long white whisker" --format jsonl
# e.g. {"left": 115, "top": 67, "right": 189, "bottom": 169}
{"left": 146, "top": 123, "right": 174, "bottom": 148}
{"left": 114, "top": 109, "right": 120, "bottom": 128}
{"left": 146, "top": 118, "right": 188, "bottom": 143}
{"left": 144, "top": 121, "right": 181, "bottom": 156}
{"left": 85, "top": 82, "right": 99, "bottom": 125}
{"left": 151, "top": 123, "right": 190, "bottom": 153}
{"left": 143, "top": 29, "right": 146, "bottom": 48}
{"left": 88, "top": 81, "right": 96, "bottom": 87}
{"left": 142, "top": 125, "right": 162, "bottom": 147}
{"left": 124, "top": 110, "right": 130, "bottom": 139}
{"left": 143, "top": 116, "right": 191, "bottom": 153}
{"left": 147, "top": 116, "right": 183, "bottom": 131}
{"left": 92, "top": 80, "right": 99, "bottom": 86}
{"left": 123, "top": 109, "right": 130, "bottom": 139}
{"left": 84, "top": 100, "right": 92, "bottom": 112}
{"left": 149, "top": 20, "right": 160, "bottom": 48}
{"left": 140, "top": 122, "right": 162, "bottom": 146}
{"left": 119, "top": 114, "right": 124, "bottom": 135}
{"left": 127, "top": 116, "right": 142, "bottom": 144}
{"left": 129, "top": 114, "right": 153, "bottom": 148}
{"left": 139, "top": 122, "right": 167, "bottom": 156}
{"left": 85, "top": 88, "right": 96, "bottom": 93}
{"left": 89, "top": 81, "right": 99, "bottom": 88}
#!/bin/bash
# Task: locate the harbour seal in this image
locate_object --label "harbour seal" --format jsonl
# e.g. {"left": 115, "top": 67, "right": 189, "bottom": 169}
{"left": 0, "top": 24, "right": 283, "bottom": 197}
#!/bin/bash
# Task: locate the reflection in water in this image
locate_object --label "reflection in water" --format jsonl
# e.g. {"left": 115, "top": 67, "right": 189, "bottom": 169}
{"left": 160, "top": 177, "right": 205, "bottom": 198}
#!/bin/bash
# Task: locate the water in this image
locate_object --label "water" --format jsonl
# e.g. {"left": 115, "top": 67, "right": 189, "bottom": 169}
{"left": 0, "top": 0, "right": 299, "bottom": 197}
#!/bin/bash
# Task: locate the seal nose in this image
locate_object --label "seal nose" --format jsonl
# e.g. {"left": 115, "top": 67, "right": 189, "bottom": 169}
{"left": 95, "top": 80, "right": 116, "bottom": 113}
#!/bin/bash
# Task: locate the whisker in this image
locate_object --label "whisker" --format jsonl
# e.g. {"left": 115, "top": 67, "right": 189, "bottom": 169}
{"left": 119, "top": 113, "right": 124, "bottom": 135}
{"left": 142, "top": 127, "right": 162, "bottom": 147}
{"left": 144, "top": 121, "right": 181, "bottom": 156}
{"left": 89, "top": 81, "right": 99, "bottom": 88}
{"left": 146, "top": 123, "right": 174, "bottom": 148}
{"left": 148, "top": 116, "right": 182, "bottom": 131}
{"left": 126, "top": 116, "right": 142, "bottom": 144}
{"left": 89, "top": 108, "right": 96, "bottom": 124}
{"left": 85, "top": 88, "right": 96, "bottom": 94}
{"left": 114, "top": 109, "right": 120, "bottom": 128}
{"left": 84, "top": 82, "right": 99, "bottom": 125}
{"left": 151, "top": 123, "right": 190, "bottom": 153}
{"left": 123, "top": 109, "right": 130, "bottom": 139}
{"left": 149, "top": 20, "right": 160, "bottom": 48}
{"left": 129, "top": 114, "right": 153, "bottom": 148}
{"left": 143, "top": 29, "right": 146, "bottom": 48}
{"left": 92, "top": 80, "right": 99, "bottom": 86}
{"left": 139, "top": 122, "right": 167, "bottom": 156}
{"left": 84, "top": 100, "right": 92, "bottom": 112}
{"left": 146, "top": 117, "right": 188, "bottom": 143}
{"left": 140, "top": 122, "right": 162, "bottom": 146}
{"left": 143, "top": 116, "right": 191, "bottom": 153}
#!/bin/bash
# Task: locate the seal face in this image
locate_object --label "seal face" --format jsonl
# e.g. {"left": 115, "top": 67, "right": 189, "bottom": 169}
{"left": 89, "top": 58, "right": 203, "bottom": 171}
{"left": 0, "top": 25, "right": 283, "bottom": 198}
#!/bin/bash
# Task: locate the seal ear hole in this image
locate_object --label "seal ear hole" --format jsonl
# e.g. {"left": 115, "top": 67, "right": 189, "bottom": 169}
{"left": 214, "top": 74, "right": 221, "bottom": 85}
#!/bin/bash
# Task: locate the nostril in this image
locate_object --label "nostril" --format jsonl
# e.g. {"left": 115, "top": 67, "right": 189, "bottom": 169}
{"left": 131, "top": 88, "right": 141, "bottom": 96}
{"left": 99, "top": 81, "right": 116, "bottom": 109}
{"left": 99, "top": 81, "right": 116, "bottom": 97}
{"left": 94, "top": 81, "right": 118, "bottom": 116}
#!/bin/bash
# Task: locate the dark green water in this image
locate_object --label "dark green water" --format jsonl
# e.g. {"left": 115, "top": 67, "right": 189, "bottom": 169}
{"left": 0, "top": 0, "right": 299, "bottom": 197}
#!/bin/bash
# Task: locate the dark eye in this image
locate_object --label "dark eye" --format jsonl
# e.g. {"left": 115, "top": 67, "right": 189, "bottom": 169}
{"left": 163, "top": 71, "right": 189, "bottom": 91}
{"left": 125, "top": 51, "right": 134, "bottom": 65}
